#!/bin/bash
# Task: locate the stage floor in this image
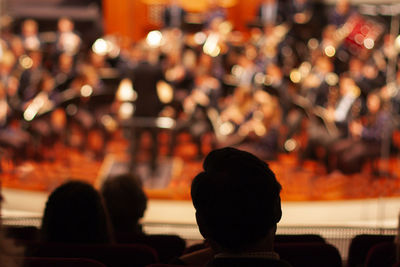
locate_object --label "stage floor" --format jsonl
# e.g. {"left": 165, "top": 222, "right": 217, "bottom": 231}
{"left": 3, "top": 132, "right": 400, "bottom": 233}
{"left": 3, "top": 186, "right": 400, "bottom": 230}
{"left": 2, "top": 130, "right": 400, "bottom": 202}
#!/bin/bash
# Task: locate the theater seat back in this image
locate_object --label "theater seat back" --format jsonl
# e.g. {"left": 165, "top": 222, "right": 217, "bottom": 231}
{"left": 115, "top": 233, "right": 186, "bottom": 263}
{"left": 23, "top": 257, "right": 106, "bottom": 267}
{"left": 275, "top": 242, "right": 342, "bottom": 267}
{"left": 275, "top": 234, "right": 326, "bottom": 244}
{"left": 365, "top": 242, "right": 396, "bottom": 267}
{"left": 25, "top": 242, "right": 158, "bottom": 267}
{"left": 347, "top": 234, "right": 395, "bottom": 267}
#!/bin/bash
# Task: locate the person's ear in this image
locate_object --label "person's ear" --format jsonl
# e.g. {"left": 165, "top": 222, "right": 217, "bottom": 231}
{"left": 271, "top": 224, "right": 277, "bottom": 235}
{"left": 195, "top": 211, "right": 210, "bottom": 239}
{"left": 274, "top": 198, "right": 282, "bottom": 224}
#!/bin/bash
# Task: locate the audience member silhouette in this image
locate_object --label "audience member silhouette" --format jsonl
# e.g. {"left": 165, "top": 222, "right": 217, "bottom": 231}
{"left": 189, "top": 147, "right": 291, "bottom": 266}
{"left": 40, "top": 180, "right": 112, "bottom": 244}
{"left": 101, "top": 174, "right": 186, "bottom": 263}
{"left": 101, "top": 174, "right": 147, "bottom": 236}
{"left": 0, "top": 193, "right": 23, "bottom": 267}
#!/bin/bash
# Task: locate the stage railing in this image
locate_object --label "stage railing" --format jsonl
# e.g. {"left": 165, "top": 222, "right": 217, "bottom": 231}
{"left": 1, "top": 216, "right": 397, "bottom": 261}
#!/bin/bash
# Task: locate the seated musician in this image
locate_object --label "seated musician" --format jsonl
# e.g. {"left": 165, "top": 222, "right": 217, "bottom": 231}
{"left": 162, "top": 0, "right": 186, "bottom": 29}
{"left": 18, "top": 50, "right": 45, "bottom": 103}
{"left": 52, "top": 52, "right": 78, "bottom": 93}
{"left": 217, "top": 88, "right": 281, "bottom": 160}
{"left": 20, "top": 19, "right": 41, "bottom": 52}
{"left": 181, "top": 71, "right": 221, "bottom": 159}
{"left": 236, "top": 90, "right": 282, "bottom": 160}
{"left": 0, "top": 82, "right": 31, "bottom": 164}
{"left": 256, "top": 0, "right": 287, "bottom": 26}
{"left": 204, "top": 0, "right": 227, "bottom": 29}
{"left": 286, "top": 0, "right": 313, "bottom": 25}
{"left": 262, "top": 64, "right": 290, "bottom": 123}
{"left": 301, "top": 73, "right": 360, "bottom": 169}
{"left": 328, "top": 89, "right": 392, "bottom": 174}
{"left": 23, "top": 71, "right": 63, "bottom": 161}
{"left": 55, "top": 17, "right": 82, "bottom": 57}
{"left": 327, "top": 0, "right": 355, "bottom": 27}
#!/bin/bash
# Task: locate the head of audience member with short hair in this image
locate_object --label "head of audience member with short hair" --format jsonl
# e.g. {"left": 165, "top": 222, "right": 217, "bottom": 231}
{"left": 41, "top": 180, "right": 112, "bottom": 243}
{"left": 101, "top": 174, "right": 147, "bottom": 235}
{"left": 191, "top": 147, "right": 282, "bottom": 253}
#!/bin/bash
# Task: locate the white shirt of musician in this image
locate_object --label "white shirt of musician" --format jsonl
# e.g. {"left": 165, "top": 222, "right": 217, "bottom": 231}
{"left": 334, "top": 93, "right": 356, "bottom": 123}
{"left": 58, "top": 32, "right": 81, "bottom": 55}
{"left": 262, "top": 3, "right": 278, "bottom": 25}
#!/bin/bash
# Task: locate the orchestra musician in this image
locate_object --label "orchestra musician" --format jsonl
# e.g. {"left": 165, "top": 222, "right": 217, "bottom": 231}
{"left": 301, "top": 73, "right": 361, "bottom": 168}
{"left": 18, "top": 49, "right": 45, "bottom": 103}
{"left": 296, "top": 55, "right": 333, "bottom": 111}
{"left": 178, "top": 63, "right": 221, "bottom": 159}
{"left": 390, "top": 70, "right": 400, "bottom": 115}
{"left": 327, "top": 0, "right": 355, "bottom": 27}
{"left": 204, "top": 0, "right": 227, "bottom": 29}
{"left": 211, "top": 86, "right": 281, "bottom": 160}
{"left": 356, "top": 60, "right": 386, "bottom": 116}
{"left": 52, "top": 52, "right": 78, "bottom": 93}
{"left": 0, "top": 83, "right": 31, "bottom": 165}
{"left": 256, "top": 0, "right": 287, "bottom": 26}
{"left": 55, "top": 17, "right": 82, "bottom": 57}
{"left": 0, "top": 83, "right": 12, "bottom": 128}
{"left": 164, "top": 49, "right": 195, "bottom": 109}
{"left": 286, "top": 0, "right": 313, "bottom": 25}
{"left": 257, "top": 23, "right": 291, "bottom": 68}
{"left": 163, "top": 0, "right": 186, "bottom": 29}
{"left": 284, "top": 54, "right": 333, "bottom": 155}
{"left": 20, "top": 19, "right": 41, "bottom": 52}
{"left": 0, "top": 1, "right": 397, "bottom": 180}
{"left": 234, "top": 89, "right": 282, "bottom": 160}
{"left": 0, "top": 17, "right": 107, "bottom": 166}
{"left": 261, "top": 64, "right": 291, "bottom": 122}
{"left": 234, "top": 49, "right": 259, "bottom": 89}
{"left": 328, "top": 90, "right": 392, "bottom": 174}
{"left": 217, "top": 87, "right": 255, "bottom": 142}
{"left": 22, "top": 71, "right": 68, "bottom": 161}
{"left": 0, "top": 48, "right": 23, "bottom": 125}
{"left": 9, "top": 37, "right": 26, "bottom": 73}
{"left": 285, "top": 0, "right": 316, "bottom": 59}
